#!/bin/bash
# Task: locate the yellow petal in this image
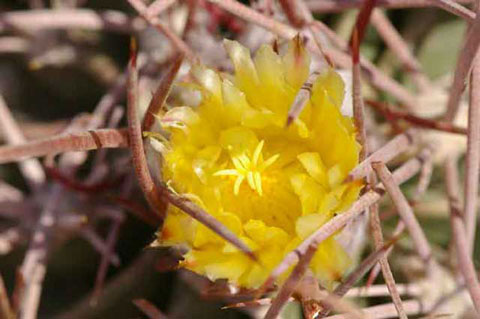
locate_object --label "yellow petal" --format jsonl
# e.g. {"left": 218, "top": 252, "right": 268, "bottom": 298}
{"left": 244, "top": 219, "right": 267, "bottom": 242}
{"left": 159, "top": 208, "right": 196, "bottom": 246}
{"left": 310, "top": 82, "right": 359, "bottom": 173}
{"left": 244, "top": 219, "right": 289, "bottom": 246}
{"left": 219, "top": 126, "right": 258, "bottom": 156}
{"left": 242, "top": 264, "right": 266, "bottom": 289}
{"left": 297, "top": 152, "right": 328, "bottom": 187}
{"left": 263, "top": 226, "right": 289, "bottom": 247}
{"left": 192, "top": 146, "right": 222, "bottom": 184}
{"left": 221, "top": 79, "right": 252, "bottom": 126}
{"left": 158, "top": 212, "right": 185, "bottom": 245}
{"left": 328, "top": 164, "right": 344, "bottom": 189}
{"left": 314, "top": 67, "right": 345, "bottom": 108}
{"left": 295, "top": 213, "right": 332, "bottom": 240}
{"left": 254, "top": 44, "right": 289, "bottom": 112}
{"left": 293, "top": 118, "right": 310, "bottom": 139}
{"left": 290, "top": 173, "right": 325, "bottom": 215}
{"left": 223, "top": 235, "right": 259, "bottom": 253}
{"left": 334, "top": 180, "right": 363, "bottom": 213}
{"left": 191, "top": 64, "right": 222, "bottom": 103}
{"left": 162, "top": 106, "right": 200, "bottom": 129}
{"left": 224, "top": 39, "right": 259, "bottom": 105}
{"left": 254, "top": 44, "right": 284, "bottom": 89}
{"left": 318, "top": 192, "right": 339, "bottom": 216}
{"left": 204, "top": 253, "right": 250, "bottom": 283}
{"left": 310, "top": 238, "right": 351, "bottom": 287}
{"left": 193, "top": 211, "right": 243, "bottom": 248}
{"left": 242, "top": 108, "right": 275, "bottom": 129}
{"left": 282, "top": 35, "right": 311, "bottom": 90}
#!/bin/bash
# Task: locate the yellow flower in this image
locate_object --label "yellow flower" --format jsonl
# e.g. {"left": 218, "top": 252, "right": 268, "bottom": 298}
{"left": 153, "top": 36, "right": 363, "bottom": 289}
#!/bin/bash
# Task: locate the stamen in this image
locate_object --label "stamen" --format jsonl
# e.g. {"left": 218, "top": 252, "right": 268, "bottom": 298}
{"left": 232, "top": 157, "right": 246, "bottom": 172}
{"left": 253, "top": 140, "right": 265, "bottom": 165}
{"left": 247, "top": 171, "right": 256, "bottom": 190}
{"left": 238, "top": 154, "right": 250, "bottom": 169}
{"left": 254, "top": 172, "right": 263, "bottom": 196}
{"left": 234, "top": 175, "right": 244, "bottom": 195}
{"left": 261, "top": 154, "right": 280, "bottom": 170}
{"left": 214, "top": 169, "right": 239, "bottom": 176}
{"left": 214, "top": 141, "right": 280, "bottom": 196}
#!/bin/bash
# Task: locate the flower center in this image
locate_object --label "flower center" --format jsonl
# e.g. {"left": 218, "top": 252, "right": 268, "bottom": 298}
{"left": 214, "top": 140, "right": 279, "bottom": 196}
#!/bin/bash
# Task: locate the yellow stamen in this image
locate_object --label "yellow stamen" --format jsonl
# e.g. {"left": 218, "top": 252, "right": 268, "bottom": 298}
{"left": 253, "top": 140, "right": 264, "bottom": 165}
{"left": 214, "top": 140, "right": 279, "bottom": 196}
{"left": 254, "top": 172, "right": 263, "bottom": 196}
{"left": 261, "top": 153, "right": 280, "bottom": 170}
{"left": 247, "top": 171, "right": 256, "bottom": 190}
{"left": 234, "top": 175, "right": 244, "bottom": 195}
{"left": 232, "top": 157, "right": 246, "bottom": 172}
{"left": 238, "top": 154, "right": 250, "bottom": 169}
{"left": 214, "top": 169, "right": 239, "bottom": 176}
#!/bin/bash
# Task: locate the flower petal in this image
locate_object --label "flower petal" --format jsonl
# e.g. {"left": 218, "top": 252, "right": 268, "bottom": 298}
{"left": 297, "top": 152, "right": 328, "bottom": 187}
{"left": 311, "top": 238, "right": 351, "bottom": 287}
{"left": 193, "top": 211, "right": 243, "bottom": 248}
{"left": 191, "top": 64, "right": 223, "bottom": 103}
{"left": 224, "top": 39, "right": 259, "bottom": 104}
{"left": 254, "top": 44, "right": 290, "bottom": 112}
{"left": 295, "top": 213, "right": 332, "bottom": 240}
{"left": 162, "top": 106, "right": 200, "bottom": 128}
{"left": 282, "top": 35, "right": 311, "bottom": 90}
{"left": 290, "top": 173, "right": 325, "bottom": 215}
{"left": 221, "top": 79, "right": 254, "bottom": 126}
{"left": 219, "top": 126, "right": 258, "bottom": 156}
{"left": 204, "top": 254, "right": 250, "bottom": 283}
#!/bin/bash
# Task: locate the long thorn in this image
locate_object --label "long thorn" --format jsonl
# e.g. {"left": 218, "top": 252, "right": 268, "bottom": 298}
{"left": 445, "top": 155, "right": 480, "bottom": 313}
{"left": 142, "top": 54, "right": 184, "bottom": 132}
